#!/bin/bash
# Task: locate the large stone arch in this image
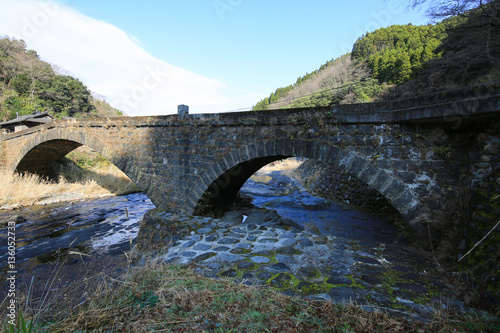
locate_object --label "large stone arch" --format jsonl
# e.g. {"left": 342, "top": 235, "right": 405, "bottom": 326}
{"left": 187, "top": 139, "right": 425, "bottom": 229}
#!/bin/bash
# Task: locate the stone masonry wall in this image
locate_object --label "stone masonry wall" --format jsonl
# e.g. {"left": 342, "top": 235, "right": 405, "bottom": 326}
{"left": 455, "top": 130, "right": 500, "bottom": 306}
{"left": 293, "top": 119, "right": 500, "bottom": 305}
{"left": 295, "top": 159, "right": 401, "bottom": 218}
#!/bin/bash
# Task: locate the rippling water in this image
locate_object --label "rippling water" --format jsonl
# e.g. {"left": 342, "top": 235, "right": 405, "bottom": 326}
{"left": 243, "top": 173, "right": 403, "bottom": 245}
{"left": 0, "top": 193, "right": 155, "bottom": 270}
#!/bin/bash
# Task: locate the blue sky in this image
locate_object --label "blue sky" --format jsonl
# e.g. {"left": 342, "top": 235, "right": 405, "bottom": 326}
{"left": 0, "top": 0, "right": 430, "bottom": 115}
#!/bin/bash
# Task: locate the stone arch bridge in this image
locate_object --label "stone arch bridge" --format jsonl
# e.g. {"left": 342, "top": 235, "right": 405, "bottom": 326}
{"left": 1, "top": 85, "right": 500, "bottom": 241}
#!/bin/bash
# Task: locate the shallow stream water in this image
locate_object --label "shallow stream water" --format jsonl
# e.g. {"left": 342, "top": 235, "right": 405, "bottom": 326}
{"left": 242, "top": 171, "right": 403, "bottom": 244}
{"left": 0, "top": 172, "right": 478, "bottom": 321}
{"left": 0, "top": 193, "right": 154, "bottom": 277}
{"left": 0, "top": 172, "right": 398, "bottom": 274}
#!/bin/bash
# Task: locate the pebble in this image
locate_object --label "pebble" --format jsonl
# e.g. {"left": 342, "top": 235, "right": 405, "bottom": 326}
{"left": 218, "top": 253, "right": 244, "bottom": 263}
{"left": 480, "top": 155, "right": 491, "bottom": 162}
{"left": 416, "top": 175, "right": 431, "bottom": 184}
{"left": 484, "top": 143, "right": 499, "bottom": 154}
{"left": 232, "top": 227, "right": 246, "bottom": 234}
{"left": 182, "top": 240, "right": 196, "bottom": 248}
{"left": 279, "top": 232, "right": 297, "bottom": 239}
{"left": 276, "top": 254, "right": 296, "bottom": 265}
{"left": 218, "top": 237, "right": 239, "bottom": 244}
{"left": 193, "top": 244, "right": 212, "bottom": 251}
{"left": 213, "top": 246, "right": 230, "bottom": 252}
{"left": 259, "top": 238, "right": 278, "bottom": 243}
{"left": 299, "top": 238, "right": 314, "bottom": 247}
{"left": 237, "top": 261, "right": 255, "bottom": 269}
{"left": 235, "top": 243, "right": 252, "bottom": 249}
{"left": 189, "top": 235, "right": 202, "bottom": 242}
{"left": 250, "top": 256, "right": 271, "bottom": 264}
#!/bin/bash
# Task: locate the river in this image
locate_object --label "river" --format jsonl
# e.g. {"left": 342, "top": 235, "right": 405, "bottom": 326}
{"left": 0, "top": 170, "right": 478, "bottom": 321}
{"left": 0, "top": 193, "right": 154, "bottom": 270}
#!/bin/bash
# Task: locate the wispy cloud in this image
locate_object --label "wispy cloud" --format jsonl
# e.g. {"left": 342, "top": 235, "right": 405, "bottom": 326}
{"left": 0, "top": 0, "right": 236, "bottom": 116}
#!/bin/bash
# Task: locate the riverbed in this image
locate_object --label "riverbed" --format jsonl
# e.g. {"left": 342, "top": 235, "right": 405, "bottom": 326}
{"left": 0, "top": 171, "right": 483, "bottom": 322}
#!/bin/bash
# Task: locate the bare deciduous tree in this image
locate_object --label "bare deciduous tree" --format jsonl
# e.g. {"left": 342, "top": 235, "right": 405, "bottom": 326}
{"left": 410, "top": 0, "right": 498, "bottom": 22}
{"left": 268, "top": 55, "right": 372, "bottom": 109}
{"left": 410, "top": 0, "right": 500, "bottom": 83}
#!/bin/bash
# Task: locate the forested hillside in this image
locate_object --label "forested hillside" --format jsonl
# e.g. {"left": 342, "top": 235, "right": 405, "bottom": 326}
{"left": 0, "top": 37, "right": 122, "bottom": 121}
{"left": 254, "top": 1, "right": 499, "bottom": 110}
{"left": 351, "top": 23, "right": 447, "bottom": 84}
{"left": 253, "top": 55, "right": 381, "bottom": 110}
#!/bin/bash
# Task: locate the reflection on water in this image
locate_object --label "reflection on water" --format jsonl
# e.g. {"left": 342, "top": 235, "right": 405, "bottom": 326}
{"left": 241, "top": 172, "right": 404, "bottom": 245}
{"left": 0, "top": 193, "right": 155, "bottom": 270}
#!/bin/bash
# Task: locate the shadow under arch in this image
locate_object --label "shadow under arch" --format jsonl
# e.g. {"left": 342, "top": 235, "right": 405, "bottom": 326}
{"left": 15, "top": 139, "right": 83, "bottom": 179}
{"left": 193, "top": 154, "right": 291, "bottom": 215}
{"left": 12, "top": 129, "right": 111, "bottom": 179}
{"left": 189, "top": 139, "right": 425, "bottom": 229}
{"left": 10, "top": 129, "right": 143, "bottom": 196}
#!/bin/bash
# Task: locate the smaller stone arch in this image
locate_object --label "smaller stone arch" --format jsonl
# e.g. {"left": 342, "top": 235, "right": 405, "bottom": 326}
{"left": 187, "top": 139, "right": 425, "bottom": 229}
{"left": 15, "top": 140, "right": 83, "bottom": 178}
{"left": 12, "top": 128, "right": 112, "bottom": 179}
{"left": 8, "top": 126, "right": 174, "bottom": 211}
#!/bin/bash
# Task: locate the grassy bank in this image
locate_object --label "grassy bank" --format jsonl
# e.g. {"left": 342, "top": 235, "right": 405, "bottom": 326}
{"left": 5, "top": 260, "right": 498, "bottom": 333}
{"left": 0, "top": 146, "right": 139, "bottom": 209}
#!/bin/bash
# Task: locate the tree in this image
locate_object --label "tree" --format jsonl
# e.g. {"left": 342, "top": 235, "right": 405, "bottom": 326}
{"left": 10, "top": 73, "right": 31, "bottom": 95}
{"left": 40, "top": 75, "right": 94, "bottom": 115}
{"left": 409, "top": 0, "right": 498, "bottom": 21}
{"left": 411, "top": 1, "right": 500, "bottom": 68}
{"left": 394, "top": 51, "right": 412, "bottom": 83}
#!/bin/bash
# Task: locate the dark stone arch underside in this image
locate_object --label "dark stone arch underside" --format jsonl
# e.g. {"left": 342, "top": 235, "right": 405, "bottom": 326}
{"left": 194, "top": 155, "right": 290, "bottom": 215}
{"left": 15, "top": 139, "right": 83, "bottom": 179}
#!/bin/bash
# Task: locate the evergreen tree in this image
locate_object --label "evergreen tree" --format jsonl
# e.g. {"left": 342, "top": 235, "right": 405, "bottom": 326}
{"left": 0, "top": 37, "right": 97, "bottom": 120}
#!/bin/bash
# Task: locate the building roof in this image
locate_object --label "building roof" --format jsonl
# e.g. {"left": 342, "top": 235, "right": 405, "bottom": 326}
{"left": 0, "top": 112, "right": 54, "bottom": 127}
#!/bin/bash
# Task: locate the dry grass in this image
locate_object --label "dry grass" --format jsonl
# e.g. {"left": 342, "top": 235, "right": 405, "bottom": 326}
{"left": 0, "top": 171, "right": 84, "bottom": 208}
{"left": 0, "top": 247, "right": 133, "bottom": 333}
{"left": 21, "top": 261, "right": 497, "bottom": 333}
{"left": 0, "top": 147, "right": 139, "bottom": 209}
{"left": 56, "top": 160, "right": 139, "bottom": 196}
{"left": 256, "top": 157, "right": 305, "bottom": 178}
